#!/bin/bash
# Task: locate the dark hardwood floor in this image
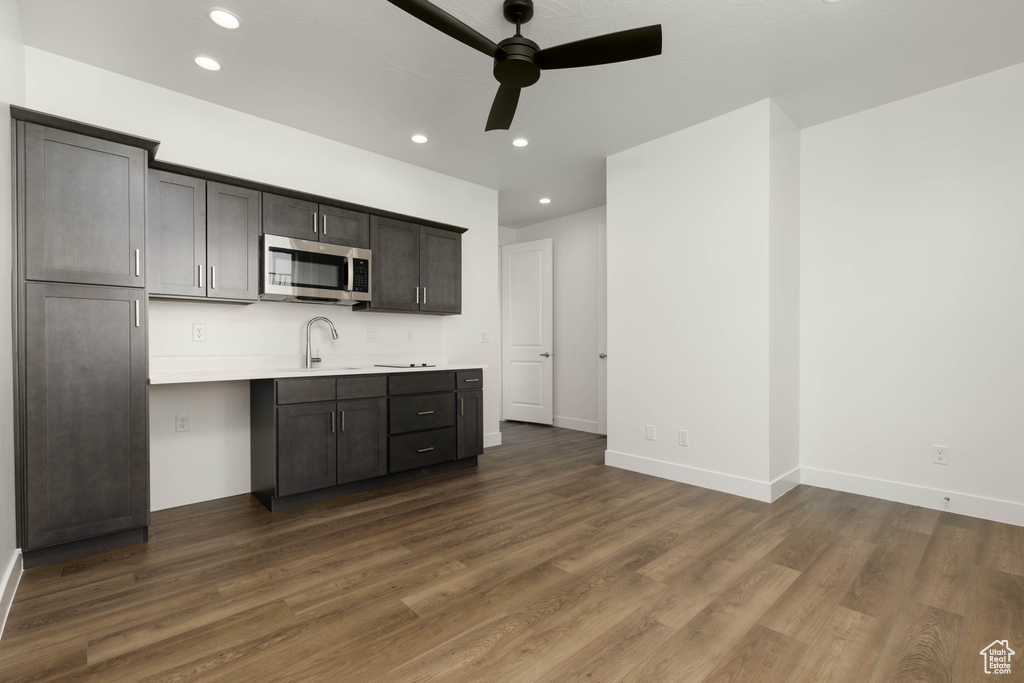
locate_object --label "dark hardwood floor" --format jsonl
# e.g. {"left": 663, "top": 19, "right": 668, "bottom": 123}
{"left": 1, "top": 422, "right": 1022, "bottom": 681}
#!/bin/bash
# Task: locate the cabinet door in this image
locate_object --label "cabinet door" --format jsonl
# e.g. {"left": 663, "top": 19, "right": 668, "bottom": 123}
{"left": 369, "top": 216, "right": 420, "bottom": 311}
{"left": 321, "top": 206, "right": 369, "bottom": 248}
{"left": 337, "top": 398, "right": 387, "bottom": 484}
{"left": 262, "top": 193, "right": 319, "bottom": 241}
{"left": 457, "top": 390, "right": 484, "bottom": 459}
{"left": 148, "top": 170, "right": 206, "bottom": 297}
{"left": 23, "top": 124, "right": 146, "bottom": 288}
{"left": 277, "top": 402, "right": 337, "bottom": 497}
{"left": 207, "top": 182, "right": 260, "bottom": 301}
{"left": 23, "top": 283, "right": 148, "bottom": 549}
{"left": 420, "top": 227, "right": 461, "bottom": 314}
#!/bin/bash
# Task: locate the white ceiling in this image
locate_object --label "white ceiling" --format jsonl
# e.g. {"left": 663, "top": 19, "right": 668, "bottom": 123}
{"left": 16, "top": 0, "right": 1024, "bottom": 227}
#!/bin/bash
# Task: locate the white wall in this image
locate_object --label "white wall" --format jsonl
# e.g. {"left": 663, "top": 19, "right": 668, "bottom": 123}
{"left": 24, "top": 48, "right": 500, "bottom": 511}
{"left": 509, "top": 207, "right": 605, "bottom": 433}
{"left": 0, "top": 0, "right": 25, "bottom": 635}
{"left": 606, "top": 100, "right": 781, "bottom": 500}
{"left": 800, "top": 62, "right": 1024, "bottom": 524}
{"left": 768, "top": 103, "right": 801, "bottom": 482}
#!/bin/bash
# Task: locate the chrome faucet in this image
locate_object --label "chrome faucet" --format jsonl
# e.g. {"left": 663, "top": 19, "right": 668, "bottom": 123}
{"left": 305, "top": 317, "right": 339, "bottom": 368}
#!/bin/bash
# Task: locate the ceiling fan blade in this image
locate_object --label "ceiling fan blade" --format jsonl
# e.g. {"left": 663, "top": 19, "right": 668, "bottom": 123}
{"left": 386, "top": 0, "right": 501, "bottom": 58}
{"left": 536, "top": 25, "right": 662, "bottom": 70}
{"left": 485, "top": 85, "right": 522, "bottom": 131}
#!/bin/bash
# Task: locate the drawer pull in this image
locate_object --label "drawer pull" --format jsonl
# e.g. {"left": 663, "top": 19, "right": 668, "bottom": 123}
{"left": 463, "top": 378, "right": 480, "bottom": 383}
{"left": 417, "top": 447, "right": 435, "bottom": 453}
{"left": 417, "top": 410, "right": 435, "bottom": 416}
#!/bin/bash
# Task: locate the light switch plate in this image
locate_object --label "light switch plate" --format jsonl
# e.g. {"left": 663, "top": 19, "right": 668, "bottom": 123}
{"left": 645, "top": 425, "right": 655, "bottom": 440}
{"left": 365, "top": 328, "right": 378, "bottom": 342}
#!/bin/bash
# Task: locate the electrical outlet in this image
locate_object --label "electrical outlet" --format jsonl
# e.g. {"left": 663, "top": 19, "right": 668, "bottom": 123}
{"left": 645, "top": 425, "right": 656, "bottom": 441}
{"left": 481, "top": 331, "right": 491, "bottom": 343}
{"left": 365, "top": 328, "right": 378, "bottom": 342}
{"left": 932, "top": 445, "right": 949, "bottom": 465}
{"left": 406, "top": 329, "right": 415, "bottom": 342}
{"left": 192, "top": 324, "right": 206, "bottom": 342}
{"left": 678, "top": 430, "right": 689, "bottom": 446}
{"left": 175, "top": 413, "right": 190, "bottom": 432}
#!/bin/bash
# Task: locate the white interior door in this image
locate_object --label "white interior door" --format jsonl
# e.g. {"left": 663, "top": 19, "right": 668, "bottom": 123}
{"left": 502, "top": 239, "right": 553, "bottom": 425}
{"left": 597, "top": 222, "right": 607, "bottom": 435}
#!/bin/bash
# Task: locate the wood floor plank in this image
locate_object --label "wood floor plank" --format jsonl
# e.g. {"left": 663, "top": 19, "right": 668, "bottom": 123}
{"left": 839, "top": 527, "right": 930, "bottom": 623}
{"left": 890, "top": 503, "right": 940, "bottom": 536}
{"left": 537, "top": 612, "right": 674, "bottom": 683}
{"left": 624, "top": 560, "right": 800, "bottom": 682}
{"left": 869, "top": 601, "right": 962, "bottom": 683}
{"left": 787, "top": 606, "right": 891, "bottom": 683}
{"left": 954, "top": 565, "right": 1024, "bottom": 682}
{"left": 702, "top": 624, "right": 807, "bottom": 683}
{"left": 760, "top": 534, "right": 876, "bottom": 643}
{"left": 905, "top": 522, "right": 978, "bottom": 615}
{"left": 975, "top": 520, "right": 1024, "bottom": 577}
{"left": 765, "top": 502, "right": 859, "bottom": 572}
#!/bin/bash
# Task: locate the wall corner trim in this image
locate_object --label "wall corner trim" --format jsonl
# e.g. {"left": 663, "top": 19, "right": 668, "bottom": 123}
{"left": 0, "top": 549, "right": 24, "bottom": 643}
{"left": 484, "top": 432, "right": 502, "bottom": 448}
{"left": 605, "top": 450, "right": 774, "bottom": 502}
{"left": 800, "top": 466, "right": 1024, "bottom": 527}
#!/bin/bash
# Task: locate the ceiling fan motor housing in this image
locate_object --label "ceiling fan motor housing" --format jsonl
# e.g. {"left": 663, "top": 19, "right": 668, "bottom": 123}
{"left": 502, "top": 0, "right": 534, "bottom": 24}
{"left": 494, "top": 35, "right": 541, "bottom": 88}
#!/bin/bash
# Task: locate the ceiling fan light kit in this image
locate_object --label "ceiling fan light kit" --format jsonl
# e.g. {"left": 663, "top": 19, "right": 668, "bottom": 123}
{"left": 386, "top": 0, "right": 663, "bottom": 131}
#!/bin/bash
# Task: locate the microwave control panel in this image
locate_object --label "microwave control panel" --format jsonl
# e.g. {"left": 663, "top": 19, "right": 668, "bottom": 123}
{"left": 352, "top": 258, "right": 370, "bottom": 293}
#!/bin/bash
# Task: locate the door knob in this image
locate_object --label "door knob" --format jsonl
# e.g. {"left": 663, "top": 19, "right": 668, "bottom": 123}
{"left": 539, "top": 352, "right": 551, "bottom": 357}
{"left": 599, "top": 353, "right": 607, "bottom": 359}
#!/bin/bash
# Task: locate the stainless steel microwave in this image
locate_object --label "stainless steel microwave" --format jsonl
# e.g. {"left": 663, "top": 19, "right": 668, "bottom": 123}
{"left": 260, "top": 234, "right": 371, "bottom": 305}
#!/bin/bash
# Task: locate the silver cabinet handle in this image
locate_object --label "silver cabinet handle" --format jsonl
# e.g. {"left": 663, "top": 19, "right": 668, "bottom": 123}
{"left": 135, "top": 249, "right": 140, "bottom": 277}
{"left": 135, "top": 300, "right": 140, "bottom": 328}
{"left": 599, "top": 353, "right": 607, "bottom": 359}
{"left": 322, "top": 214, "right": 327, "bottom": 235}
{"left": 417, "top": 447, "right": 435, "bottom": 453}
{"left": 540, "top": 352, "right": 551, "bottom": 357}
{"left": 417, "top": 410, "right": 435, "bottom": 416}
{"left": 210, "top": 265, "right": 215, "bottom": 289}
{"left": 198, "top": 265, "right": 203, "bottom": 289}
{"left": 331, "top": 411, "right": 336, "bottom": 434}
{"left": 341, "top": 411, "right": 345, "bottom": 433}
{"left": 313, "top": 212, "right": 318, "bottom": 233}
{"left": 460, "top": 398, "right": 464, "bottom": 417}
{"left": 415, "top": 287, "right": 420, "bottom": 304}
{"left": 423, "top": 287, "right": 427, "bottom": 305}
{"left": 463, "top": 378, "right": 480, "bottom": 383}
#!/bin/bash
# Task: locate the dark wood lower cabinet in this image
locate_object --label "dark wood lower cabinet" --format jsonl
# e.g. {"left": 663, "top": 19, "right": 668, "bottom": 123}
{"left": 277, "top": 402, "right": 338, "bottom": 497}
{"left": 20, "top": 283, "right": 149, "bottom": 558}
{"left": 457, "top": 389, "right": 484, "bottom": 459}
{"left": 338, "top": 398, "right": 387, "bottom": 483}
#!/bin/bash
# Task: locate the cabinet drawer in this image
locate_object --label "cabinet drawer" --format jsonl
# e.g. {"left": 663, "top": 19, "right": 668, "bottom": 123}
{"left": 456, "top": 370, "right": 483, "bottom": 390}
{"left": 388, "top": 371, "right": 455, "bottom": 395}
{"left": 389, "top": 393, "right": 455, "bottom": 434}
{"left": 390, "top": 428, "right": 456, "bottom": 473}
{"left": 337, "top": 375, "right": 387, "bottom": 400}
{"left": 276, "top": 378, "right": 336, "bottom": 405}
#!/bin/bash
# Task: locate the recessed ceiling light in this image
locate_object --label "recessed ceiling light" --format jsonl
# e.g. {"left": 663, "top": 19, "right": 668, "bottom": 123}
{"left": 539, "top": 198, "right": 551, "bottom": 204}
{"left": 209, "top": 9, "right": 240, "bottom": 29}
{"left": 194, "top": 56, "right": 221, "bottom": 71}
{"left": 411, "top": 134, "right": 428, "bottom": 144}
{"left": 822, "top": 0, "right": 845, "bottom": 3}
{"left": 513, "top": 138, "right": 529, "bottom": 147}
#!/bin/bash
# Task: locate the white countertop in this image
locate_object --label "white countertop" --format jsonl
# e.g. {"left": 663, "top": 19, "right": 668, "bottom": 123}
{"left": 149, "top": 363, "right": 486, "bottom": 385}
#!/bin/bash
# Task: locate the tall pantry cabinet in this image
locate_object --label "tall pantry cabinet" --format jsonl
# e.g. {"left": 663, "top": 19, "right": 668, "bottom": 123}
{"left": 12, "top": 109, "right": 155, "bottom": 567}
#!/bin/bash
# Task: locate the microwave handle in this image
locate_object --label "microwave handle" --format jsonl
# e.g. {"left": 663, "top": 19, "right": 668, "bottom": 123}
{"left": 349, "top": 256, "right": 355, "bottom": 294}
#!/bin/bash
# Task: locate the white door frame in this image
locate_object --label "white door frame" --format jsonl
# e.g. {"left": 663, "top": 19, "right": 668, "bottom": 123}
{"left": 597, "top": 222, "right": 607, "bottom": 435}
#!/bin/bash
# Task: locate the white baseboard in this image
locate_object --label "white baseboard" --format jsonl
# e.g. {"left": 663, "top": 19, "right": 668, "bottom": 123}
{"left": 484, "top": 432, "right": 502, "bottom": 448}
{"left": 771, "top": 467, "right": 802, "bottom": 501}
{"left": 0, "top": 549, "right": 23, "bottom": 643}
{"left": 801, "top": 467, "right": 1024, "bottom": 527}
{"left": 553, "top": 416, "right": 601, "bottom": 434}
{"left": 605, "top": 450, "right": 778, "bottom": 502}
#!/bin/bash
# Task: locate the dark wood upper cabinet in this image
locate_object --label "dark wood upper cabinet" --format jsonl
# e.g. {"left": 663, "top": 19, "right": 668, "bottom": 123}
{"left": 207, "top": 182, "right": 260, "bottom": 301}
{"left": 22, "top": 123, "right": 146, "bottom": 288}
{"left": 368, "top": 216, "right": 421, "bottom": 311}
{"left": 361, "top": 217, "right": 461, "bottom": 315}
{"left": 420, "top": 227, "right": 461, "bottom": 314}
{"left": 148, "top": 170, "right": 206, "bottom": 297}
{"left": 22, "top": 283, "right": 148, "bottom": 549}
{"left": 263, "top": 192, "right": 369, "bottom": 248}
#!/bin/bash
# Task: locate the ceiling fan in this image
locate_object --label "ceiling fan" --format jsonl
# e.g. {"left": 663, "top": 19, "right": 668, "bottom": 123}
{"left": 386, "top": 0, "right": 663, "bottom": 131}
